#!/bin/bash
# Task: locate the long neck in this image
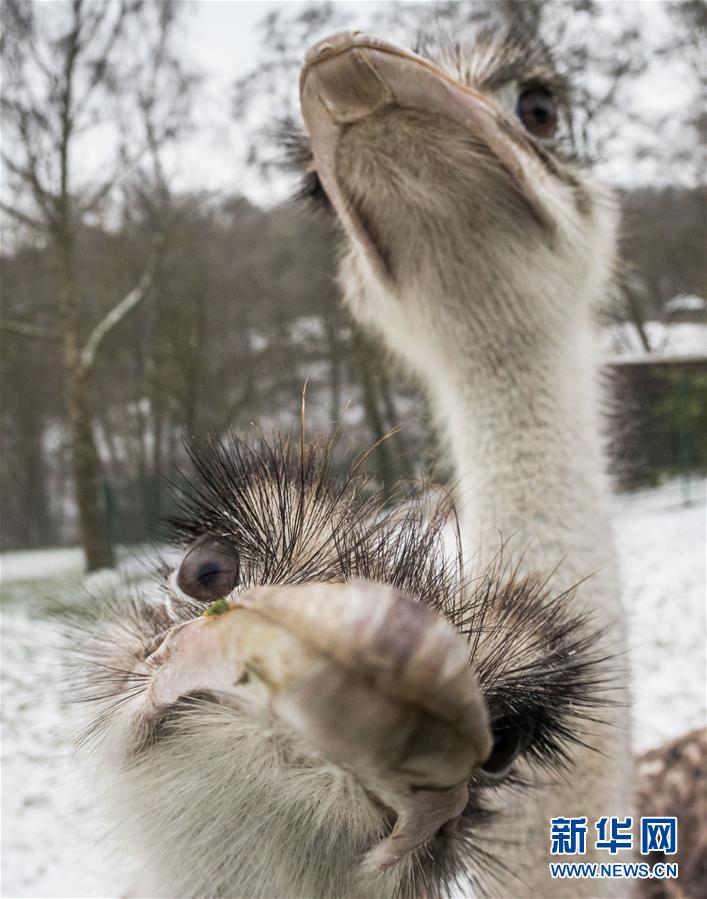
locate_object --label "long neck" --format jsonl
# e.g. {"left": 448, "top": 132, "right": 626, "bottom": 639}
{"left": 342, "top": 230, "right": 622, "bottom": 621}
{"left": 424, "top": 301, "right": 619, "bottom": 618}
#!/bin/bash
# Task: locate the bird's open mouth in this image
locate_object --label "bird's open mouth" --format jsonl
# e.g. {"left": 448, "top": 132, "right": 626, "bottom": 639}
{"left": 143, "top": 579, "right": 492, "bottom": 869}
{"left": 300, "top": 32, "right": 551, "bottom": 278}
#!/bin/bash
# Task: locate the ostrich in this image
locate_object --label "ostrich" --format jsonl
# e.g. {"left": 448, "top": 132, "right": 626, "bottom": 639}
{"left": 75, "top": 432, "right": 612, "bottom": 899}
{"left": 297, "top": 27, "right": 631, "bottom": 896}
{"left": 72, "top": 25, "right": 700, "bottom": 899}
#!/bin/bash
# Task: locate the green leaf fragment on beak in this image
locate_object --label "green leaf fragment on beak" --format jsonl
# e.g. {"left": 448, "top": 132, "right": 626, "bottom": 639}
{"left": 204, "top": 598, "right": 231, "bottom": 617}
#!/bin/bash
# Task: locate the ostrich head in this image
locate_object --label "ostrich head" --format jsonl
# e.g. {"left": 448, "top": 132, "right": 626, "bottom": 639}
{"left": 75, "top": 432, "right": 611, "bottom": 899}
{"left": 297, "top": 29, "right": 618, "bottom": 381}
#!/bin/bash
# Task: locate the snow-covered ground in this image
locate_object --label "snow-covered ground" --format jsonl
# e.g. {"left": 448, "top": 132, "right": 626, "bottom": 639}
{"left": 601, "top": 319, "right": 706, "bottom": 361}
{"left": 1, "top": 478, "right": 705, "bottom": 897}
{"left": 616, "top": 477, "right": 706, "bottom": 751}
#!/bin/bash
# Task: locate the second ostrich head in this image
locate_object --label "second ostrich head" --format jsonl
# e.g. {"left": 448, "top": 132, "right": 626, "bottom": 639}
{"left": 75, "top": 432, "right": 610, "bottom": 899}
{"left": 296, "top": 28, "right": 622, "bottom": 593}
{"left": 298, "top": 29, "right": 617, "bottom": 355}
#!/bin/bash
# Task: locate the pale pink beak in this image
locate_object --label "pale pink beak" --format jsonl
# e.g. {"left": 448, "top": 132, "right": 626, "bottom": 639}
{"left": 300, "top": 31, "right": 551, "bottom": 275}
{"left": 145, "top": 579, "right": 492, "bottom": 869}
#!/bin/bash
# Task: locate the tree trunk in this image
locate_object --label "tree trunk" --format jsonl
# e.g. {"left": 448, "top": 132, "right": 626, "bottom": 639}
{"left": 66, "top": 368, "right": 115, "bottom": 569}
{"left": 11, "top": 349, "right": 54, "bottom": 546}
{"left": 150, "top": 402, "right": 163, "bottom": 525}
{"left": 57, "top": 232, "right": 115, "bottom": 570}
{"left": 378, "top": 365, "right": 413, "bottom": 479}
{"left": 625, "top": 282, "right": 653, "bottom": 353}
{"left": 352, "top": 330, "right": 397, "bottom": 494}
{"left": 21, "top": 419, "right": 53, "bottom": 547}
{"left": 322, "top": 310, "right": 342, "bottom": 425}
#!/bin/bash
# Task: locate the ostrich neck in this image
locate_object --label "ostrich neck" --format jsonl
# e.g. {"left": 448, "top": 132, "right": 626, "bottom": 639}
{"left": 424, "top": 311, "right": 618, "bottom": 606}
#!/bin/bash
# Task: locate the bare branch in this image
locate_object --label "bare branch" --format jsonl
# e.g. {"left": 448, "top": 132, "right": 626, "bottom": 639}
{"left": 56, "top": 0, "right": 84, "bottom": 205}
{"left": 1, "top": 148, "right": 56, "bottom": 223}
{"left": 1, "top": 320, "right": 60, "bottom": 342}
{"left": 72, "top": 0, "right": 132, "bottom": 119}
{"left": 0, "top": 200, "right": 45, "bottom": 231}
{"left": 79, "top": 264, "right": 153, "bottom": 374}
{"left": 77, "top": 139, "right": 153, "bottom": 215}
{"left": 613, "top": 266, "right": 654, "bottom": 354}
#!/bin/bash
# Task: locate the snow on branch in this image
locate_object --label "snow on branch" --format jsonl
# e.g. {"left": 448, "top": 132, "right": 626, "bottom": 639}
{"left": 79, "top": 266, "right": 153, "bottom": 375}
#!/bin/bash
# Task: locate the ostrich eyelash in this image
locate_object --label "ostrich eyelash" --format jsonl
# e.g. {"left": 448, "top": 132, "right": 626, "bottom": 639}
{"left": 277, "top": 116, "right": 332, "bottom": 211}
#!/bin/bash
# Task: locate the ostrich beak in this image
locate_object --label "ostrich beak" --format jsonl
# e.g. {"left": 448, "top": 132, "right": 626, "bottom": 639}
{"left": 146, "top": 580, "right": 492, "bottom": 869}
{"left": 300, "top": 32, "right": 552, "bottom": 274}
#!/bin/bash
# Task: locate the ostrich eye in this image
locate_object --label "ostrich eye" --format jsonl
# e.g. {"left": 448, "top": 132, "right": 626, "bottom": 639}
{"left": 516, "top": 87, "right": 558, "bottom": 139}
{"left": 480, "top": 717, "right": 534, "bottom": 779}
{"left": 177, "top": 536, "right": 240, "bottom": 603}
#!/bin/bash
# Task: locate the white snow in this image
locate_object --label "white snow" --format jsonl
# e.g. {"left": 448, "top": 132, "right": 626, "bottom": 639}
{"left": 601, "top": 320, "right": 707, "bottom": 361}
{"left": 0, "top": 547, "right": 87, "bottom": 583}
{"left": 1, "top": 478, "right": 705, "bottom": 897}
{"left": 1, "top": 609, "right": 132, "bottom": 898}
{"left": 0, "top": 544, "right": 178, "bottom": 586}
{"left": 664, "top": 294, "right": 705, "bottom": 315}
{"left": 614, "top": 476, "right": 706, "bottom": 752}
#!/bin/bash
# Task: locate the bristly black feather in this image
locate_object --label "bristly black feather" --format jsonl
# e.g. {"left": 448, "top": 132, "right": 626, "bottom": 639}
{"left": 277, "top": 115, "right": 332, "bottom": 211}
{"left": 410, "top": 22, "right": 573, "bottom": 155}
{"left": 436, "top": 23, "right": 577, "bottom": 161}
{"left": 69, "top": 429, "right": 618, "bottom": 897}
{"left": 459, "top": 23, "right": 570, "bottom": 99}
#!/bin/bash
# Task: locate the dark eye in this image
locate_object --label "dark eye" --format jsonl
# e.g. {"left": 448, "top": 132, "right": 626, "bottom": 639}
{"left": 177, "top": 535, "right": 240, "bottom": 603}
{"left": 516, "top": 87, "right": 558, "bottom": 139}
{"left": 480, "top": 717, "right": 534, "bottom": 780}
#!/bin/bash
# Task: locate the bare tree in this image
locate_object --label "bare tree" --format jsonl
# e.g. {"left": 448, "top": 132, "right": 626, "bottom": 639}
{"left": 1, "top": 0, "right": 195, "bottom": 569}
{"left": 663, "top": 0, "right": 706, "bottom": 183}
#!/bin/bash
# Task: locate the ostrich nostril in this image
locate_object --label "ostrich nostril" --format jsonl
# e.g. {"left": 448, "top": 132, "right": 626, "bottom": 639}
{"left": 304, "top": 31, "right": 372, "bottom": 66}
{"left": 301, "top": 38, "right": 393, "bottom": 124}
{"left": 310, "top": 41, "right": 334, "bottom": 61}
{"left": 305, "top": 32, "right": 360, "bottom": 66}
